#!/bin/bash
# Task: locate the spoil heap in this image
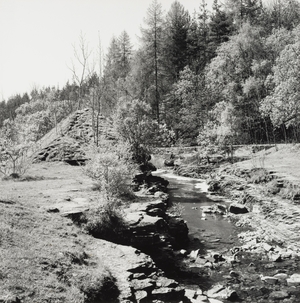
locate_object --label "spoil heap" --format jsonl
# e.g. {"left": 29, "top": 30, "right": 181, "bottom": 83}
{"left": 32, "top": 108, "right": 115, "bottom": 164}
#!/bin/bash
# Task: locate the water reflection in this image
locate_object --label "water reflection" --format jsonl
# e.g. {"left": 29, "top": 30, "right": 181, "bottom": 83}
{"left": 153, "top": 169, "right": 237, "bottom": 250}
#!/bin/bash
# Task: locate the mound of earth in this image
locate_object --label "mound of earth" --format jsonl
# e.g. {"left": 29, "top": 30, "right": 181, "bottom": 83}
{"left": 32, "top": 108, "right": 115, "bottom": 164}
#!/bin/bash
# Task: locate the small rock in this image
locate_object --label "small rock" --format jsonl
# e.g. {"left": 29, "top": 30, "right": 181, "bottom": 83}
{"left": 261, "top": 242, "right": 273, "bottom": 252}
{"left": 132, "top": 273, "right": 147, "bottom": 280}
{"left": 189, "top": 249, "right": 200, "bottom": 259}
{"left": 287, "top": 273, "right": 300, "bottom": 286}
{"left": 135, "top": 290, "right": 148, "bottom": 302}
{"left": 155, "top": 276, "right": 178, "bottom": 288}
{"left": 260, "top": 275, "right": 278, "bottom": 284}
{"left": 185, "top": 288, "right": 196, "bottom": 300}
{"left": 180, "top": 249, "right": 187, "bottom": 256}
{"left": 147, "top": 208, "right": 164, "bottom": 217}
{"left": 273, "top": 273, "right": 288, "bottom": 280}
{"left": 216, "top": 203, "right": 227, "bottom": 214}
{"left": 269, "top": 290, "right": 289, "bottom": 300}
{"left": 229, "top": 203, "right": 249, "bottom": 214}
{"left": 191, "top": 295, "right": 209, "bottom": 302}
{"left": 131, "top": 278, "right": 154, "bottom": 291}
{"left": 268, "top": 252, "right": 282, "bottom": 262}
{"left": 230, "top": 271, "right": 239, "bottom": 277}
{"left": 47, "top": 207, "right": 60, "bottom": 213}
{"left": 203, "top": 261, "right": 213, "bottom": 268}
{"left": 213, "top": 253, "right": 225, "bottom": 262}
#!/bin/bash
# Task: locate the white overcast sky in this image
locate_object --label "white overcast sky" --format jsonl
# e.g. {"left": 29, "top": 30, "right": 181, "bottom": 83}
{"left": 0, "top": 0, "right": 214, "bottom": 100}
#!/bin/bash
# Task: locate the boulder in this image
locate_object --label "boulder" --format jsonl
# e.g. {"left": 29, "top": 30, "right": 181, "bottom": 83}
{"left": 168, "top": 217, "right": 189, "bottom": 245}
{"left": 229, "top": 203, "right": 249, "bottom": 214}
{"left": 140, "top": 162, "right": 157, "bottom": 173}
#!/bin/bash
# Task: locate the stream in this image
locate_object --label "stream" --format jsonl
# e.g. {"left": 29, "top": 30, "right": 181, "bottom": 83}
{"left": 153, "top": 169, "right": 300, "bottom": 302}
{"left": 154, "top": 169, "right": 239, "bottom": 251}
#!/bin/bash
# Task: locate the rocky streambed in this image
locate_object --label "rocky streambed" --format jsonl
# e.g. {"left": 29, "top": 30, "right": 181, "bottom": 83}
{"left": 156, "top": 160, "right": 300, "bottom": 303}
{"left": 53, "top": 160, "right": 300, "bottom": 303}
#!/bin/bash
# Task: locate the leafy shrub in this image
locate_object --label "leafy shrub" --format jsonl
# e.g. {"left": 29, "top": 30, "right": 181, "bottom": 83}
{"left": 248, "top": 168, "right": 273, "bottom": 184}
{"left": 75, "top": 268, "right": 119, "bottom": 303}
{"left": 83, "top": 197, "right": 128, "bottom": 243}
{"left": 84, "top": 141, "right": 137, "bottom": 198}
{"left": 0, "top": 122, "right": 31, "bottom": 178}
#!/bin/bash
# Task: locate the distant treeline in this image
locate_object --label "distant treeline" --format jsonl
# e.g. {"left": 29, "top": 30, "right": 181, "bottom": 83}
{"left": 2, "top": 0, "right": 300, "bottom": 145}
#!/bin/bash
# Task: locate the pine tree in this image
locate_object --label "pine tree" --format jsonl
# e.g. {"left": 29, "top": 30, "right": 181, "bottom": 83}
{"left": 118, "top": 31, "right": 133, "bottom": 79}
{"left": 209, "top": 0, "right": 233, "bottom": 55}
{"left": 198, "top": 0, "right": 211, "bottom": 70}
{"left": 163, "top": 1, "right": 191, "bottom": 82}
{"left": 140, "top": 0, "right": 165, "bottom": 123}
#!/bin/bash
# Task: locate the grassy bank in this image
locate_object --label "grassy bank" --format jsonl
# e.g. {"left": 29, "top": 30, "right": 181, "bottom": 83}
{"left": 0, "top": 162, "right": 118, "bottom": 303}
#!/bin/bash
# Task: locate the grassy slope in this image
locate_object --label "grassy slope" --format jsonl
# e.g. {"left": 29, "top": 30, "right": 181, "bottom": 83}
{"left": 236, "top": 144, "right": 300, "bottom": 181}
{"left": 0, "top": 162, "right": 112, "bottom": 303}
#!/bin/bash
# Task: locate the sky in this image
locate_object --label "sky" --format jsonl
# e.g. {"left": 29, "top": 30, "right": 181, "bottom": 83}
{"left": 0, "top": 0, "right": 215, "bottom": 101}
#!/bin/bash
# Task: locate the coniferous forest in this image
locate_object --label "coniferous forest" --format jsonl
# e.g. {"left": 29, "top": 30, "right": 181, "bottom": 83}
{"left": 2, "top": 0, "right": 300, "bottom": 149}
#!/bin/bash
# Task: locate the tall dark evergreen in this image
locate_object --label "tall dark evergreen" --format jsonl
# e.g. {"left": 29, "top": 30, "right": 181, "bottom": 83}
{"left": 118, "top": 31, "right": 133, "bottom": 79}
{"left": 140, "top": 0, "right": 165, "bottom": 123}
{"left": 209, "top": 0, "right": 233, "bottom": 55}
{"left": 104, "top": 36, "right": 121, "bottom": 81}
{"left": 163, "top": 1, "right": 190, "bottom": 82}
{"left": 197, "top": 0, "right": 211, "bottom": 70}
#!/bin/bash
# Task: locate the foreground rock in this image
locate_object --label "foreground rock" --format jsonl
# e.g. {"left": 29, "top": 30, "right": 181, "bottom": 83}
{"left": 228, "top": 203, "right": 249, "bottom": 214}
{"left": 89, "top": 239, "right": 185, "bottom": 303}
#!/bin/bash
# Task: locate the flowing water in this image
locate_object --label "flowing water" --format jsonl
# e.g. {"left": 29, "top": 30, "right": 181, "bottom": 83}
{"left": 153, "top": 169, "right": 239, "bottom": 252}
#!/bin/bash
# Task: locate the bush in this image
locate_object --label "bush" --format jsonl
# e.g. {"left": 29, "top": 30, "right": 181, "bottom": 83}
{"left": 248, "top": 168, "right": 273, "bottom": 184}
{"left": 75, "top": 268, "right": 119, "bottom": 303}
{"left": 83, "top": 197, "right": 128, "bottom": 243}
{"left": 0, "top": 139, "right": 31, "bottom": 178}
{"left": 84, "top": 141, "right": 137, "bottom": 199}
